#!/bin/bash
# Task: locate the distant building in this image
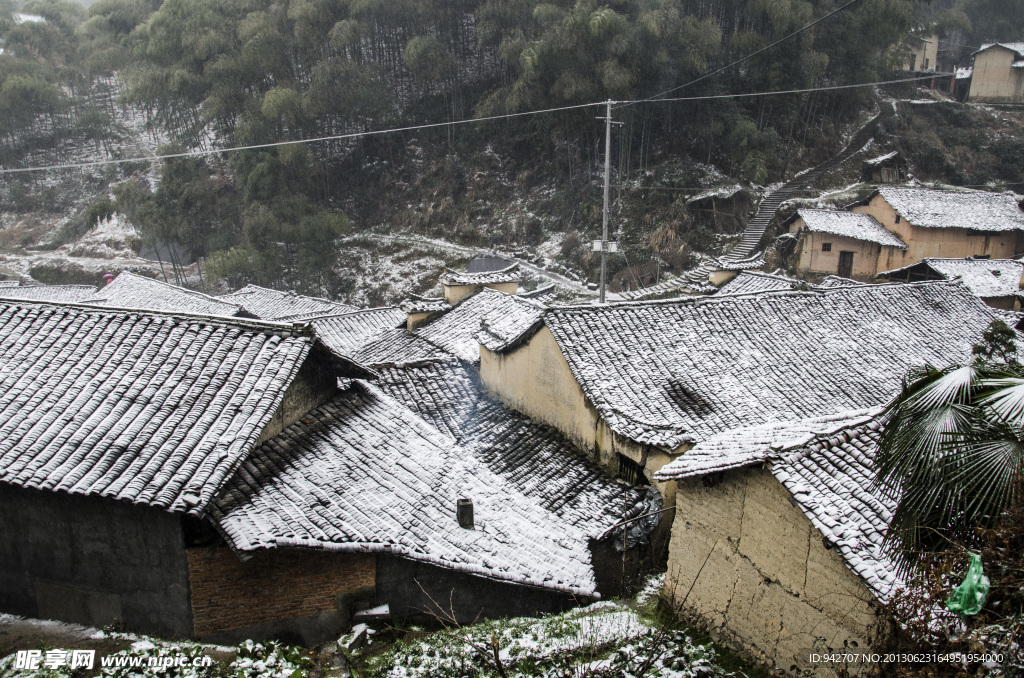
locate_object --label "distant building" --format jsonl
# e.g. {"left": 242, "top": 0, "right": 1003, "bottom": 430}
{"left": 786, "top": 208, "right": 908, "bottom": 279}
{"left": 877, "top": 257, "right": 1024, "bottom": 309}
{"left": 904, "top": 31, "right": 940, "bottom": 72}
{"left": 968, "top": 42, "right": 1024, "bottom": 102}
{"left": 860, "top": 150, "right": 906, "bottom": 184}
{"left": 440, "top": 263, "right": 521, "bottom": 303}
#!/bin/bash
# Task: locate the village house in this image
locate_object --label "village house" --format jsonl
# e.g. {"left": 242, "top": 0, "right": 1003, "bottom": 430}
{"left": 440, "top": 263, "right": 521, "bottom": 303}
{"left": 968, "top": 42, "right": 1024, "bottom": 103}
{"left": 850, "top": 186, "right": 1024, "bottom": 263}
{"left": 653, "top": 409, "right": 900, "bottom": 675}
{"left": 876, "top": 256, "right": 1024, "bottom": 309}
{"left": 0, "top": 281, "right": 653, "bottom": 643}
{"left": 785, "top": 208, "right": 908, "bottom": 279}
{"left": 903, "top": 31, "right": 940, "bottom": 72}
{"left": 860, "top": 150, "right": 906, "bottom": 184}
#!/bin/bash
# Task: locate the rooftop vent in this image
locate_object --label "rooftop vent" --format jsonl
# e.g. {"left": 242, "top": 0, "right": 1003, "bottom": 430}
{"left": 457, "top": 498, "right": 474, "bottom": 529}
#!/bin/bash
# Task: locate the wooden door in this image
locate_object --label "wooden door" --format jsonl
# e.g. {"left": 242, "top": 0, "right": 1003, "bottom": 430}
{"left": 838, "top": 251, "right": 854, "bottom": 278}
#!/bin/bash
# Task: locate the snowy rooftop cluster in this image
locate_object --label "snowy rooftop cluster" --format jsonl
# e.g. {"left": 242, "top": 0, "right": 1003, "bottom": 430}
{"left": 714, "top": 271, "right": 802, "bottom": 296}
{"left": 81, "top": 272, "right": 247, "bottom": 317}
{"left": 309, "top": 307, "right": 405, "bottom": 358}
{"left": 0, "top": 301, "right": 308, "bottom": 515}
{"left": 416, "top": 287, "right": 545, "bottom": 362}
{"left": 878, "top": 257, "right": 1024, "bottom": 299}
{"left": 794, "top": 208, "right": 908, "bottom": 248}
{"left": 217, "top": 283, "right": 356, "bottom": 321}
{"left": 441, "top": 263, "right": 521, "bottom": 286}
{"left": 872, "top": 186, "right": 1024, "bottom": 232}
{"left": 657, "top": 409, "right": 901, "bottom": 602}
{"left": 502, "top": 281, "right": 996, "bottom": 449}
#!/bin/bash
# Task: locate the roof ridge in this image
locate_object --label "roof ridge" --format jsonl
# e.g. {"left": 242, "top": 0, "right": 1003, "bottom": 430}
{"left": 0, "top": 297, "right": 314, "bottom": 336}
{"left": 108, "top": 271, "right": 238, "bottom": 306}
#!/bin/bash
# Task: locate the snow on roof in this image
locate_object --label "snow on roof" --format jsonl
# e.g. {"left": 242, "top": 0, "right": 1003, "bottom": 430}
{"left": 417, "top": 288, "right": 544, "bottom": 363}
{"left": 399, "top": 296, "right": 450, "bottom": 314}
{"left": 656, "top": 409, "right": 901, "bottom": 601}
{"left": 373, "top": 359, "right": 648, "bottom": 545}
{"left": 13, "top": 12, "right": 44, "bottom": 24}
{"left": 0, "top": 281, "right": 20, "bottom": 288}
{"left": 816, "top": 275, "right": 865, "bottom": 288}
{"left": 441, "top": 263, "right": 521, "bottom": 286}
{"left": 712, "top": 253, "right": 765, "bottom": 271}
{"left": 956, "top": 66, "right": 973, "bottom": 79}
{"left": 348, "top": 328, "right": 451, "bottom": 367}
{"left": 218, "top": 284, "right": 356, "bottom": 320}
{"left": 795, "top": 209, "right": 908, "bottom": 248}
{"left": 81, "top": 272, "right": 244, "bottom": 317}
{"left": 975, "top": 42, "right": 1024, "bottom": 57}
{"left": 0, "top": 284, "right": 96, "bottom": 303}
{"left": 535, "top": 281, "right": 996, "bottom": 449}
{"left": 520, "top": 283, "right": 558, "bottom": 305}
{"left": 875, "top": 187, "right": 1024, "bottom": 232}
{"left": 654, "top": 408, "right": 880, "bottom": 481}
{"left": 714, "top": 271, "right": 802, "bottom": 296}
{"left": 880, "top": 258, "right": 1023, "bottom": 298}
{"left": 310, "top": 307, "right": 405, "bottom": 358}
{"left": 211, "top": 382, "right": 601, "bottom": 596}
{"left": 864, "top": 150, "right": 899, "bottom": 166}
{"left": 0, "top": 302, "right": 310, "bottom": 515}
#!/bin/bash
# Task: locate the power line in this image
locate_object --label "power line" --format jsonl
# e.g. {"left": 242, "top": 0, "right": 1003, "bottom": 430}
{"left": 621, "top": 0, "right": 866, "bottom": 108}
{"left": 0, "top": 74, "right": 949, "bottom": 176}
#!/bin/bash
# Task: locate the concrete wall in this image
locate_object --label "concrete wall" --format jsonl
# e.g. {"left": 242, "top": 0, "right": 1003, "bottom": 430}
{"left": 376, "top": 555, "right": 581, "bottom": 623}
{"left": 187, "top": 547, "right": 375, "bottom": 645}
{"left": 443, "top": 281, "right": 519, "bottom": 304}
{"left": 970, "top": 46, "right": 1024, "bottom": 102}
{"left": 256, "top": 345, "right": 338, "bottom": 445}
{"left": 664, "top": 468, "right": 885, "bottom": 675}
{"left": 853, "top": 193, "right": 1024, "bottom": 266}
{"left": 0, "top": 484, "right": 192, "bottom": 637}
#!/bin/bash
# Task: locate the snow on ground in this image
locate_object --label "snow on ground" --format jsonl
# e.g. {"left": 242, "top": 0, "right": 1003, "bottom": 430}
{"left": 364, "top": 599, "right": 727, "bottom": 678}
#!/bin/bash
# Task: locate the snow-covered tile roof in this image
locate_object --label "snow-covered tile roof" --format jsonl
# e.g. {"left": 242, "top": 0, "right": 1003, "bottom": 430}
{"left": 416, "top": 288, "right": 544, "bottom": 362}
{"left": 881, "top": 258, "right": 1023, "bottom": 299}
{"left": 441, "top": 263, "right": 521, "bottom": 286}
{"left": 875, "top": 187, "right": 1024, "bottom": 232}
{"left": 654, "top": 409, "right": 880, "bottom": 481}
{"left": 399, "top": 296, "right": 450, "bottom": 314}
{"left": 712, "top": 253, "right": 766, "bottom": 271}
{"left": 539, "top": 281, "right": 996, "bottom": 449}
{"left": 0, "top": 302, "right": 310, "bottom": 515}
{"left": 0, "top": 281, "right": 21, "bottom": 288}
{"left": 348, "top": 328, "right": 451, "bottom": 366}
{"left": 0, "top": 284, "right": 97, "bottom": 303}
{"left": 956, "top": 66, "right": 973, "bottom": 79}
{"left": 796, "top": 209, "right": 908, "bottom": 248}
{"left": 656, "top": 409, "right": 901, "bottom": 601}
{"left": 310, "top": 307, "right": 405, "bottom": 358}
{"left": 521, "top": 284, "right": 558, "bottom": 305}
{"left": 211, "top": 382, "right": 601, "bottom": 596}
{"left": 81, "top": 272, "right": 244, "bottom": 317}
{"left": 864, "top": 150, "right": 899, "bottom": 166}
{"left": 218, "top": 284, "right": 356, "bottom": 320}
{"left": 373, "top": 360, "right": 648, "bottom": 544}
{"left": 976, "top": 42, "right": 1024, "bottom": 56}
{"left": 816, "top": 275, "right": 865, "bottom": 288}
{"left": 714, "top": 271, "right": 802, "bottom": 296}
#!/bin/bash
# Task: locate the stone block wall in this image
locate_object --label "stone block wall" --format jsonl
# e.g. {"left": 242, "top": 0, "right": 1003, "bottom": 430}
{"left": 664, "top": 468, "right": 884, "bottom": 676}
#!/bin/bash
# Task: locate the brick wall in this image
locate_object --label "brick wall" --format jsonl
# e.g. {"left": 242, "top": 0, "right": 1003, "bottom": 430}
{"left": 187, "top": 547, "right": 374, "bottom": 636}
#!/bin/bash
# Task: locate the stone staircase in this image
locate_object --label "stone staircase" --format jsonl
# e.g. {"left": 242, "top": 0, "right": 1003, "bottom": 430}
{"left": 620, "top": 96, "right": 892, "bottom": 300}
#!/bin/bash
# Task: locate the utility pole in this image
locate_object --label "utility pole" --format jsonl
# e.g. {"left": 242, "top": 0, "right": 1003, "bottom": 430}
{"left": 595, "top": 100, "right": 620, "bottom": 303}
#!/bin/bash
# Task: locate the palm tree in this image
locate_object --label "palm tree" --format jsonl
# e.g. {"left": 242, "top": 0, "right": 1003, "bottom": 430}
{"left": 875, "top": 320, "right": 1024, "bottom": 568}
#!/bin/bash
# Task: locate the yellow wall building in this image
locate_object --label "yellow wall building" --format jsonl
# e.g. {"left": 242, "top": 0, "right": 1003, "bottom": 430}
{"left": 968, "top": 42, "right": 1024, "bottom": 102}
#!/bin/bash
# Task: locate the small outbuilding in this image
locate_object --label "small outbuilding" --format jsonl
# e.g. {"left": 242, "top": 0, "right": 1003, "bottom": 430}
{"left": 968, "top": 42, "right": 1024, "bottom": 102}
{"left": 877, "top": 257, "right": 1024, "bottom": 309}
{"left": 785, "top": 208, "right": 908, "bottom": 279}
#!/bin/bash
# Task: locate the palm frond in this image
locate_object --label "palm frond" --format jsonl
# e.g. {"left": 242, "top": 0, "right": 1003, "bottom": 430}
{"left": 978, "top": 378, "right": 1024, "bottom": 426}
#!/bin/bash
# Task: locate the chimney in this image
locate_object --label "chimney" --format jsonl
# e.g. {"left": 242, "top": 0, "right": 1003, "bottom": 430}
{"left": 456, "top": 498, "right": 474, "bottom": 529}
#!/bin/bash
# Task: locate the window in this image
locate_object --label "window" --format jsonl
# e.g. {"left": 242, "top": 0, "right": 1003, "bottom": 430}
{"left": 895, "top": 214, "right": 901, "bottom": 223}
{"left": 617, "top": 453, "right": 649, "bottom": 486}
{"left": 822, "top": 242, "right": 832, "bottom": 252}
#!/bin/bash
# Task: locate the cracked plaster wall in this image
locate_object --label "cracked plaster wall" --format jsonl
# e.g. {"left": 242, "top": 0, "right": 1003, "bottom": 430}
{"left": 664, "top": 467, "right": 885, "bottom": 676}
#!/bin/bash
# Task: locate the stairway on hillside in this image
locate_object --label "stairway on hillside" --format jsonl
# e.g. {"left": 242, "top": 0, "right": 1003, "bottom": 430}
{"left": 620, "top": 96, "right": 893, "bottom": 300}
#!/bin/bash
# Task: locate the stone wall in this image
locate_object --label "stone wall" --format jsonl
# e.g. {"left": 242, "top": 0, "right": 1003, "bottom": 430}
{"left": 186, "top": 547, "right": 375, "bottom": 644}
{"left": 664, "top": 468, "right": 884, "bottom": 676}
{"left": 0, "top": 484, "right": 192, "bottom": 637}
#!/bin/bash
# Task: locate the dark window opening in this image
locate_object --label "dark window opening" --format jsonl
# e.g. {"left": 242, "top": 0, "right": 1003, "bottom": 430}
{"left": 822, "top": 242, "right": 832, "bottom": 252}
{"left": 895, "top": 214, "right": 901, "bottom": 223}
{"left": 838, "top": 251, "right": 855, "bottom": 278}
{"left": 702, "top": 471, "right": 724, "bottom": 488}
{"left": 182, "top": 516, "right": 224, "bottom": 548}
{"left": 618, "top": 453, "right": 649, "bottom": 486}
